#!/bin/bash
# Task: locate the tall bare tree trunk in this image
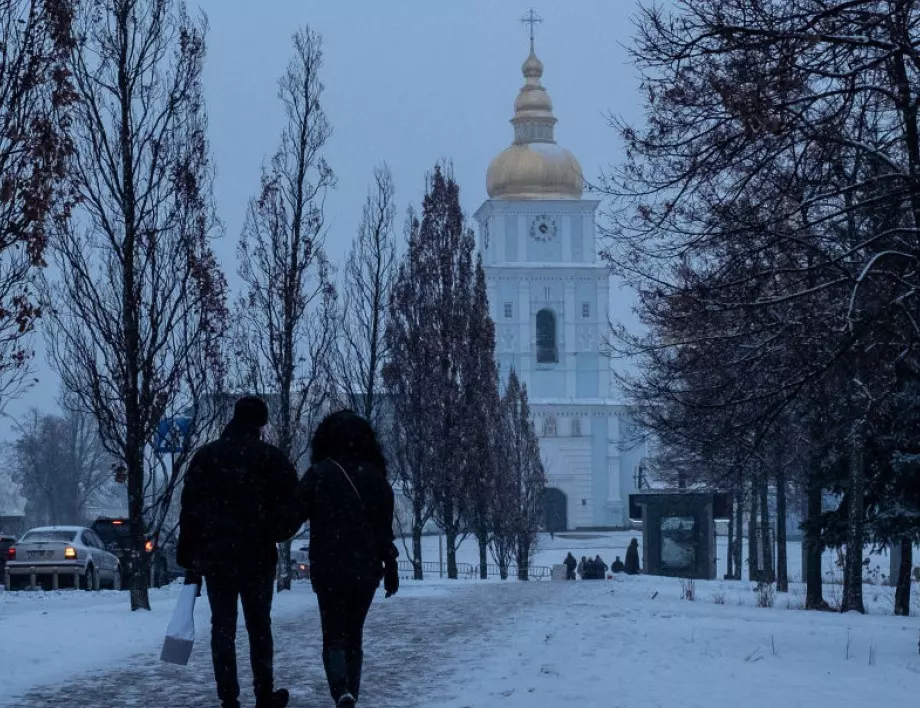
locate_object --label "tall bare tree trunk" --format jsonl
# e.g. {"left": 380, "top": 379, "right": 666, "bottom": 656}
{"left": 733, "top": 480, "right": 744, "bottom": 580}
{"left": 842, "top": 439, "right": 866, "bottom": 613}
{"left": 748, "top": 476, "right": 758, "bottom": 581}
{"left": 776, "top": 466, "right": 788, "bottom": 592}
{"left": 479, "top": 537, "right": 489, "bottom": 580}
{"left": 805, "top": 475, "right": 827, "bottom": 609}
{"left": 517, "top": 539, "right": 531, "bottom": 581}
{"left": 412, "top": 501, "right": 425, "bottom": 580}
{"left": 445, "top": 518, "right": 458, "bottom": 580}
{"left": 759, "top": 473, "right": 774, "bottom": 583}
{"left": 726, "top": 496, "right": 735, "bottom": 580}
{"left": 894, "top": 538, "right": 912, "bottom": 616}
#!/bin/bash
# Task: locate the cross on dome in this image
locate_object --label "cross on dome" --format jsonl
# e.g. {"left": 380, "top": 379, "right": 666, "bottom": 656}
{"left": 520, "top": 9, "right": 543, "bottom": 52}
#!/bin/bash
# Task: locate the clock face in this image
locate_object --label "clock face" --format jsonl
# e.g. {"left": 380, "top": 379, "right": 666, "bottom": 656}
{"left": 530, "top": 215, "right": 557, "bottom": 242}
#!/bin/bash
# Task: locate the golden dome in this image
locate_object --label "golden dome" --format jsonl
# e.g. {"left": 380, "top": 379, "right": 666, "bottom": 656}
{"left": 486, "top": 47, "right": 583, "bottom": 200}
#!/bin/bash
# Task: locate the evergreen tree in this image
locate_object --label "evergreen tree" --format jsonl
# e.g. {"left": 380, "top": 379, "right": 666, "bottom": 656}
{"left": 384, "top": 207, "right": 437, "bottom": 580}
{"left": 384, "top": 164, "right": 480, "bottom": 580}
{"left": 462, "top": 256, "right": 500, "bottom": 579}
{"left": 499, "top": 369, "right": 546, "bottom": 581}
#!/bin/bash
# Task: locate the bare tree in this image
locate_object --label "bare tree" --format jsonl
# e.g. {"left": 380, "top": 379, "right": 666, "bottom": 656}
{"left": 9, "top": 404, "right": 113, "bottom": 526}
{"left": 334, "top": 165, "right": 396, "bottom": 426}
{"left": 46, "top": 0, "right": 227, "bottom": 610}
{"left": 142, "top": 322, "right": 231, "bottom": 551}
{"left": 607, "top": 0, "right": 920, "bottom": 614}
{"left": 233, "top": 25, "right": 336, "bottom": 592}
{"left": 0, "top": 0, "right": 76, "bottom": 405}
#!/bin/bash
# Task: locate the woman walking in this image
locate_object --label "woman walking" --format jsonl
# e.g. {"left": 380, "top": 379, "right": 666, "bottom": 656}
{"left": 298, "top": 410, "right": 400, "bottom": 708}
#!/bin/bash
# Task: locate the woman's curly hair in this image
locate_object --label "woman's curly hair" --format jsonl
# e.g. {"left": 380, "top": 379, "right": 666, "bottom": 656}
{"left": 309, "top": 409, "right": 386, "bottom": 472}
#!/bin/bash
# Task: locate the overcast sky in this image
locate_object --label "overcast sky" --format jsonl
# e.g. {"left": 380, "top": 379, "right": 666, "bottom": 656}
{"left": 2, "top": 0, "right": 642, "bottom": 435}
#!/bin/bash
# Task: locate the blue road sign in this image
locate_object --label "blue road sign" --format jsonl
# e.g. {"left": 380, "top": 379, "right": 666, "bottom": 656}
{"left": 155, "top": 417, "right": 191, "bottom": 455}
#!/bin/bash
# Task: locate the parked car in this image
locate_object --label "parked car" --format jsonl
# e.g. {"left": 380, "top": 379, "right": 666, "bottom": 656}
{"left": 4, "top": 526, "right": 121, "bottom": 591}
{"left": 291, "top": 559, "right": 310, "bottom": 580}
{"left": 0, "top": 534, "right": 16, "bottom": 581}
{"left": 90, "top": 517, "right": 183, "bottom": 588}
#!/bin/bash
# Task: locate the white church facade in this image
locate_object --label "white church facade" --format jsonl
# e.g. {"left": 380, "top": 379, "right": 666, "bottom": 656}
{"left": 474, "top": 31, "right": 645, "bottom": 529}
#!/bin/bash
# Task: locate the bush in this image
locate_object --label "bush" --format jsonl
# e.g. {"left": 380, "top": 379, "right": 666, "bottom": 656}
{"left": 755, "top": 582, "right": 775, "bottom": 608}
{"left": 679, "top": 578, "right": 696, "bottom": 601}
{"left": 712, "top": 591, "right": 726, "bottom": 605}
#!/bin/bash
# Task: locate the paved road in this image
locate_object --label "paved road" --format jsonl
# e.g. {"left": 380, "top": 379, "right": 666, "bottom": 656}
{"left": 17, "top": 582, "right": 539, "bottom": 708}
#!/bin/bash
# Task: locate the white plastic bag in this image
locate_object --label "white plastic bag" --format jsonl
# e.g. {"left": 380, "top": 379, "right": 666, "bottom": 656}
{"left": 160, "top": 583, "right": 198, "bottom": 665}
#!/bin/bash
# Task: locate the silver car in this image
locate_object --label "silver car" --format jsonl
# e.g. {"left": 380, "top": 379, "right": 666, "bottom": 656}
{"left": 4, "top": 526, "right": 122, "bottom": 591}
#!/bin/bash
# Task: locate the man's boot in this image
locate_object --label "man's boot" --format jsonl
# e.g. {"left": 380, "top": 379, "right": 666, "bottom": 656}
{"left": 346, "top": 648, "right": 364, "bottom": 700}
{"left": 323, "top": 648, "right": 351, "bottom": 704}
{"left": 255, "top": 689, "right": 289, "bottom": 708}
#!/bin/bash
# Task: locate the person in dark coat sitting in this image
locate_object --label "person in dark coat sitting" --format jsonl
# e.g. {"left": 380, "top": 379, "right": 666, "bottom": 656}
{"left": 177, "top": 396, "right": 298, "bottom": 708}
{"left": 563, "top": 552, "right": 577, "bottom": 580}
{"left": 611, "top": 556, "right": 626, "bottom": 573}
{"left": 594, "top": 555, "right": 609, "bottom": 579}
{"left": 297, "top": 410, "right": 400, "bottom": 708}
{"left": 625, "top": 538, "right": 641, "bottom": 575}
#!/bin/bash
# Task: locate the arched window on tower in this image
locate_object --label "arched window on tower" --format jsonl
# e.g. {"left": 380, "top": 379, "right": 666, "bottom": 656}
{"left": 536, "top": 308, "right": 558, "bottom": 363}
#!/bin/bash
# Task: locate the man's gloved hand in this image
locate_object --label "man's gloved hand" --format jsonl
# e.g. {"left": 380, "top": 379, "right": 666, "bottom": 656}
{"left": 184, "top": 569, "right": 203, "bottom": 596}
{"left": 384, "top": 560, "right": 399, "bottom": 598}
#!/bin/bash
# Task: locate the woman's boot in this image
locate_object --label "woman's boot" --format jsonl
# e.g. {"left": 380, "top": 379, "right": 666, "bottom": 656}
{"left": 346, "top": 649, "right": 364, "bottom": 700}
{"left": 323, "top": 648, "right": 353, "bottom": 705}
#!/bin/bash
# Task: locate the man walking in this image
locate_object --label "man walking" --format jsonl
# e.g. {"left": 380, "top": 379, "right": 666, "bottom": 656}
{"left": 564, "top": 552, "right": 577, "bottom": 580}
{"left": 177, "top": 396, "right": 300, "bottom": 708}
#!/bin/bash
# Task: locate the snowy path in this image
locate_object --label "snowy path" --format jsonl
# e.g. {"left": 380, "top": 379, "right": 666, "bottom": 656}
{"left": 12, "top": 582, "right": 536, "bottom": 708}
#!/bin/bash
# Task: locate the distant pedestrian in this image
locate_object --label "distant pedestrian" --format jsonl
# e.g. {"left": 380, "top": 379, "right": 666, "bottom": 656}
{"left": 177, "top": 396, "right": 299, "bottom": 708}
{"left": 577, "top": 556, "right": 586, "bottom": 579}
{"left": 594, "top": 555, "right": 608, "bottom": 579}
{"left": 564, "top": 552, "right": 577, "bottom": 580}
{"left": 611, "top": 556, "right": 625, "bottom": 573}
{"left": 584, "top": 557, "right": 597, "bottom": 580}
{"left": 297, "top": 410, "right": 399, "bottom": 708}
{"left": 625, "top": 538, "right": 640, "bottom": 575}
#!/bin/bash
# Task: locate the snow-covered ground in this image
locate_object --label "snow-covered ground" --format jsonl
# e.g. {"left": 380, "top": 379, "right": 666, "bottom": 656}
{"left": 443, "top": 577, "right": 920, "bottom": 708}
{"left": 2, "top": 532, "right": 918, "bottom": 707}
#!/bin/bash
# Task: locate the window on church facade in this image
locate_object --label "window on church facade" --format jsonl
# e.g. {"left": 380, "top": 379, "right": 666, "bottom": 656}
{"left": 582, "top": 302, "right": 590, "bottom": 318}
{"left": 536, "top": 308, "right": 558, "bottom": 363}
{"left": 571, "top": 418, "right": 581, "bottom": 436}
{"left": 504, "top": 302, "right": 513, "bottom": 319}
{"left": 542, "top": 416, "right": 557, "bottom": 437}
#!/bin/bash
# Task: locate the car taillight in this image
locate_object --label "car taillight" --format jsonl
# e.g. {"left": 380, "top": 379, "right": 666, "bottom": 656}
{"left": 144, "top": 540, "right": 154, "bottom": 553}
{"left": 64, "top": 547, "right": 77, "bottom": 560}
{"left": 6, "top": 547, "right": 14, "bottom": 561}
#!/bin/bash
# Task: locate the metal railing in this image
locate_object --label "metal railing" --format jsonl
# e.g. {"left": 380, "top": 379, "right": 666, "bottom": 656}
{"left": 397, "top": 560, "right": 552, "bottom": 581}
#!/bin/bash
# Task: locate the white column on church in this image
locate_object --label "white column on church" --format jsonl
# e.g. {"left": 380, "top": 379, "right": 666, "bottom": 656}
{"left": 564, "top": 280, "right": 576, "bottom": 397}
{"left": 607, "top": 415, "right": 621, "bottom": 502}
{"left": 517, "top": 214, "right": 526, "bottom": 262}
{"left": 518, "top": 278, "right": 531, "bottom": 390}
{"left": 597, "top": 273, "right": 611, "bottom": 395}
